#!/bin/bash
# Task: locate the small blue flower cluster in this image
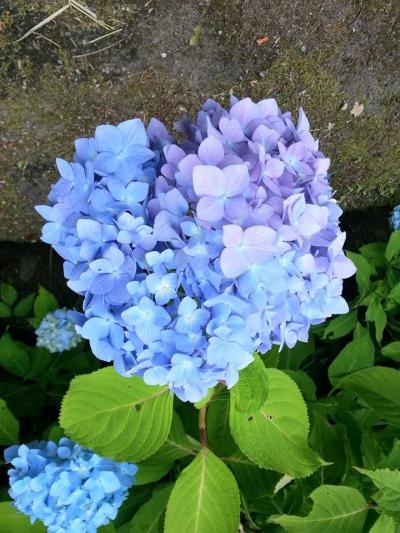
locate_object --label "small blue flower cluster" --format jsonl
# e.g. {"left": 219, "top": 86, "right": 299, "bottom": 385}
{"left": 36, "top": 309, "right": 81, "bottom": 353}
{"left": 5, "top": 438, "right": 137, "bottom": 533}
{"left": 390, "top": 205, "right": 400, "bottom": 230}
{"left": 37, "top": 99, "right": 355, "bottom": 402}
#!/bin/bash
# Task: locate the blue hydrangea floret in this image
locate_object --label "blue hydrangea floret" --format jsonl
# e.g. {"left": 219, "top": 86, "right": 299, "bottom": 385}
{"left": 5, "top": 438, "right": 137, "bottom": 533}
{"left": 35, "top": 309, "right": 82, "bottom": 353}
{"left": 390, "top": 205, "right": 400, "bottom": 230}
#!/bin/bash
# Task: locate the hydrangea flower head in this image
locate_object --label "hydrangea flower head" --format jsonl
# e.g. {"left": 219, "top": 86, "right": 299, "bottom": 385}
{"left": 37, "top": 105, "right": 355, "bottom": 402}
{"left": 390, "top": 205, "right": 400, "bottom": 230}
{"left": 36, "top": 309, "right": 81, "bottom": 353}
{"left": 5, "top": 438, "right": 137, "bottom": 533}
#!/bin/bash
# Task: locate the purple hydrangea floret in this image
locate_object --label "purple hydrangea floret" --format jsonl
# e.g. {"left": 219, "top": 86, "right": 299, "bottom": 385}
{"left": 37, "top": 100, "right": 355, "bottom": 402}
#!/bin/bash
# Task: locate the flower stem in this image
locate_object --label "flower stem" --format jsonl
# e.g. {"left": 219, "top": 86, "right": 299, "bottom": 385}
{"left": 199, "top": 405, "right": 207, "bottom": 448}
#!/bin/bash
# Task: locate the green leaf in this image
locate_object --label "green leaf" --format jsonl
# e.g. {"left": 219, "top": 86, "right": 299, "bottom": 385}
{"left": 60, "top": 367, "right": 173, "bottom": 462}
{"left": 276, "top": 337, "right": 315, "bottom": 370}
{"left": 165, "top": 448, "right": 240, "bottom": 533}
{"left": 328, "top": 329, "right": 375, "bottom": 386}
{"left": 0, "top": 302, "right": 11, "bottom": 318}
{"left": 270, "top": 485, "right": 368, "bottom": 532}
{"left": 229, "top": 368, "right": 325, "bottom": 477}
{"left": 381, "top": 440, "right": 400, "bottom": 470}
{"left": 114, "top": 486, "right": 153, "bottom": 528}
{"left": 223, "top": 450, "right": 280, "bottom": 499}
{"left": 0, "top": 501, "right": 45, "bottom": 532}
{"left": 14, "top": 293, "right": 35, "bottom": 317}
{"left": 387, "top": 282, "right": 400, "bottom": 304}
{"left": 309, "top": 409, "right": 346, "bottom": 483}
{"left": 370, "top": 513, "right": 397, "bottom": 533}
{"left": 206, "top": 390, "right": 236, "bottom": 457}
{"left": 0, "top": 283, "right": 17, "bottom": 306}
{"left": 284, "top": 370, "right": 316, "bottom": 401}
{"left": 381, "top": 342, "right": 400, "bottom": 361}
{"left": 356, "top": 468, "right": 400, "bottom": 514}
{"left": 134, "top": 461, "right": 172, "bottom": 486}
{"left": 0, "top": 333, "right": 30, "bottom": 377}
{"left": 32, "top": 286, "right": 58, "bottom": 327}
{"left": 28, "top": 347, "right": 52, "bottom": 379}
{"left": 141, "top": 412, "right": 196, "bottom": 465}
{"left": 323, "top": 310, "right": 357, "bottom": 340}
{"left": 129, "top": 485, "right": 172, "bottom": 532}
{"left": 360, "top": 242, "right": 387, "bottom": 268}
{"left": 45, "top": 423, "right": 64, "bottom": 442}
{"left": 0, "top": 399, "right": 19, "bottom": 445}
{"left": 366, "top": 297, "right": 387, "bottom": 343}
{"left": 346, "top": 251, "right": 374, "bottom": 292}
{"left": 230, "top": 355, "right": 268, "bottom": 414}
{"left": 0, "top": 381, "right": 45, "bottom": 418}
{"left": 339, "top": 367, "right": 400, "bottom": 427}
{"left": 386, "top": 231, "right": 400, "bottom": 262}
{"left": 135, "top": 414, "right": 196, "bottom": 485}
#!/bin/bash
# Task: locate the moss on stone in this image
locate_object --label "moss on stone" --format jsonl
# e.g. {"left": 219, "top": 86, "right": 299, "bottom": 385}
{"left": 1, "top": 0, "right": 399, "bottom": 240}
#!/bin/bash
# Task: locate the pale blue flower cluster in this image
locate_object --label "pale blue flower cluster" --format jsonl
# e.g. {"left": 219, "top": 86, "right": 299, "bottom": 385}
{"left": 37, "top": 100, "right": 355, "bottom": 402}
{"left": 5, "top": 438, "right": 137, "bottom": 533}
{"left": 390, "top": 205, "right": 400, "bottom": 230}
{"left": 36, "top": 309, "right": 81, "bottom": 353}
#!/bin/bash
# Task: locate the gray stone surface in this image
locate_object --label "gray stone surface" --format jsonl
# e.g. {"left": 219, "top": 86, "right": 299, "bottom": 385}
{"left": 0, "top": 0, "right": 399, "bottom": 241}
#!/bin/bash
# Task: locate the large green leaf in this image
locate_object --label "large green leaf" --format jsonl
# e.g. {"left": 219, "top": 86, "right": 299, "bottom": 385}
{"left": 135, "top": 413, "right": 197, "bottom": 485}
{"left": 230, "top": 355, "right": 268, "bottom": 414}
{"left": 323, "top": 310, "right": 357, "bottom": 340}
{"left": 346, "top": 251, "right": 374, "bottom": 292}
{"left": 270, "top": 485, "right": 368, "bottom": 532}
{"left": 386, "top": 231, "right": 400, "bottom": 262}
{"left": 370, "top": 513, "right": 397, "bottom": 533}
{"left": 284, "top": 370, "right": 316, "bottom": 401}
{"left": 134, "top": 461, "right": 172, "bottom": 486}
{"left": 206, "top": 390, "right": 236, "bottom": 457}
{"left": 129, "top": 485, "right": 172, "bottom": 533}
{"left": 276, "top": 338, "right": 315, "bottom": 370}
{"left": 309, "top": 408, "right": 346, "bottom": 483}
{"left": 142, "top": 412, "right": 196, "bottom": 465}
{"left": 328, "top": 329, "right": 374, "bottom": 386}
{"left": 165, "top": 448, "right": 240, "bottom": 533}
{"left": 0, "top": 502, "right": 45, "bottom": 532}
{"left": 229, "top": 368, "right": 324, "bottom": 477}
{"left": 359, "top": 242, "right": 387, "bottom": 268}
{"left": 0, "top": 399, "right": 19, "bottom": 445}
{"left": 356, "top": 468, "right": 400, "bottom": 514}
{"left": 60, "top": 367, "right": 173, "bottom": 462}
{"left": 113, "top": 486, "right": 153, "bottom": 528}
{"left": 339, "top": 367, "right": 400, "bottom": 427}
{"left": 223, "top": 450, "right": 280, "bottom": 499}
{"left": 0, "top": 333, "right": 30, "bottom": 378}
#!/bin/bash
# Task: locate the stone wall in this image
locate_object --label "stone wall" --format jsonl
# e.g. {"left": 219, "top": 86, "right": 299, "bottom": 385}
{"left": 1, "top": 0, "right": 399, "bottom": 241}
